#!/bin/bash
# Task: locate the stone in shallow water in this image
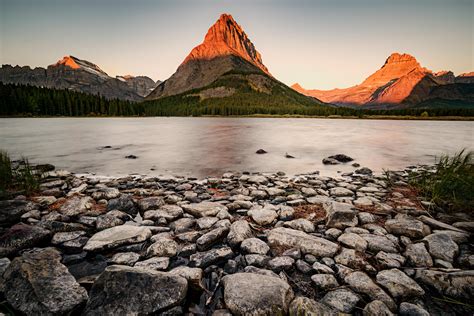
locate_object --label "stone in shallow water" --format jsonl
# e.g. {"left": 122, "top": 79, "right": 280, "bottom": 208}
{"left": 83, "top": 265, "right": 187, "bottom": 315}
{"left": 182, "top": 201, "right": 227, "bottom": 217}
{"left": 222, "top": 272, "right": 294, "bottom": 316}
{"left": 376, "top": 268, "right": 425, "bottom": 299}
{"left": 3, "top": 247, "right": 88, "bottom": 315}
{"left": 0, "top": 223, "right": 51, "bottom": 256}
{"left": 267, "top": 227, "right": 339, "bottom": 258}
{"left": 83, "top": 225, "right": 152, "bottom": 252}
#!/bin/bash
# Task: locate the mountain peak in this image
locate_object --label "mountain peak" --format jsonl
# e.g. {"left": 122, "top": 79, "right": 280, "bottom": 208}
{"left": 52, "top": 55, "right": 108, "bottom": 77}
{"left": 182, "top": 13, "right": 269, "bottom": 75}
{"left": 384, "top": 52, "right": 418, "bottom": 65}
{"left": 54, "top": 56, "right": 81, "bottom": 69}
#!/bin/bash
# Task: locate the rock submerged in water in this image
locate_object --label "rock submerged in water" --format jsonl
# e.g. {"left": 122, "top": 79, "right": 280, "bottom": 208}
{"left": 323, "top": 154, "right": 354, "bottom": 164}
{"left": 256, "top": 149, "right": 267, "bottom": 154}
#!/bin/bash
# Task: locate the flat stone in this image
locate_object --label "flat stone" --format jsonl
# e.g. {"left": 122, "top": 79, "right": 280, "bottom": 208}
{"left": 375, "top": 251, "right": 406, "bottom": 268}
{"left": 146, "top": 237, "right": 178, "bottom": 257}
{"left": 170, "top": 217, "right": 196, "bottom": 233}
{"left": 399, "top": 302, "right": 430, "bottom": 316}
{"left": 418, "top": 215, "right": 467, "bottom": 233}
{"left": 337, "top": 232, "right": 368, "bottom": 251}
{"left": 268, "top": 256, "right": 295, "bottom": 272}
{"left": 248, "top": 207, "right": 278, "bottom": 225}
{"left": 240, "top": 237, "right": 270, "bottom": 255}
{"left": 59, "top": 196, "right": 94, "bottom": 216}
{"left": 330, "top": 187, "right": 354, "bottom": 197}
{"left": 134, "top": 257, "right": 169, "bottom": 270}
{"left": 354, "top": 197, "right": 374, "bottom": 207}
{"left": 51, "top": 231, "right": 86, "bottom": 245}
{"left": 415, "top": 269, "right": 474, "bottom": 299}
{"left": 322, "top": 288, "right": 360, "bottom": 313}
{"left": 222, "top": 272, "right": 294, "bottom": 316}
{"left": 196, "top": 226, "right": 229, "bottom": 251}
{"left": 144, "top": 205, "right": 183, "bottom": 222}
{"left": 423, "top": 232, "right": 459, "bottom": 262}
{"left": 311, "top": 274, "right": 339, "bottom": 290}
{"left": 83, "top": 265, "right": 187, "bottom": 314}
{"left": 361, "top": 234, "right": 398, "bottom": 253}
{"left": 267, "top": 227, "right": 339, "bottom": 258}
{"left": 92, "top": 187, "right": 120, "bottom": 200}
{"left": 385, "top": 218, "right": 431, "bottom": 239}
{"left": 227, "top": 220, "right": 253, "bottom": 247}
{"left": 169, "top": 266, "right": 203, "bottom": 290}
{"left": 3, "top": 247, "right": 88, "bottom": 315}
{"left": 289, "top": 296, "right": 338, "bottom": 316}
{"left": 197, "top": 216, "right": 219, "bottom": 230}
{"left": 137, "top": 196, "right": 165, "bottom": 212}
{"left": 345, "top": 271, "right": 396, "bottom": 311}
{"left": 363, "top": 300, "right": 394, "bottom": 316}
{"left": 283, "top": 219, "right": 315, "bottom": 233}
{"left": 376, "top": 268, "right": 424, "bottom": 299}
{"left": 0, "top": 223, "right": 51, "bottom": 256}
{"left": 404, "top": 243, "right": 433, "bottom": 267}
{"left": 190, "top": 247, "right": 234, "bottom": 268}
{"left": 182, "top": 201, "right": 227, "bottom": 217}
{"left": 110, "top": 252, "right": 140, "bottom": 266}
{"left": 324, "top": 201, "right": 358, "bottom": 229}
{"left": 83, "top": 225, "right": 152, "bottom": 252}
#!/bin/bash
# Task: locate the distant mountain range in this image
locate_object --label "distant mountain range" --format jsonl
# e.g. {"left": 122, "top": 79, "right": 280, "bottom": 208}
{"left": 292, "top": 53, "right": 474, "bottom": 108}
{"left": 0, "top": 56, "right": 160, "bottom": 101}
{"left": 0, "top": 14, "right": 472, "bottom": 110}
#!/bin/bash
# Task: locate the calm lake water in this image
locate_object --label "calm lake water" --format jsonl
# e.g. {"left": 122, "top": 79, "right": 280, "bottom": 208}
{"left": 0, "top": 118, "right": 472, "bottom": 178}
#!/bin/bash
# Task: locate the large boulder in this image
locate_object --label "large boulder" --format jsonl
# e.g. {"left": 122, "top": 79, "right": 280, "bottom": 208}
{"left": 222, "top": 272, "right": 294, "bottom": 315}
{"left": 0, "top": 223, "right": 51, "bottom": 256}
{"left": 83, "top": 265, "right": 187, "bottom": 315}
{"left": 423, "top": 232, "right": 459, "bottom": 262}
{"left": 3, "top": 247, "right": 88, "bottom": 315}
{"left": 324, "top": 202, "right": 358, "bottom": 229}
{"left": 83, "top": 225, "right": 151, "bottom": 252}
{"left": 404, "top": 243, "right": 433, "bottom": 267}
{"left": 182, "top": 201, "right": 227, "bottom": 217}
{"left": 267, "top": 227, "right": 339, "bottom": 258}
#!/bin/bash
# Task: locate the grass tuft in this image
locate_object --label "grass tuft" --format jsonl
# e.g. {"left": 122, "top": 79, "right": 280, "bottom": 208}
{"left": 0, "top": 150, "right": 41, "bottom": 198}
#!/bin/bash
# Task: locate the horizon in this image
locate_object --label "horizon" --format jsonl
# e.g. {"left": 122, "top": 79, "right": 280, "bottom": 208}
{"left": 1, "top": 0, "right": 472, "bottom": 89}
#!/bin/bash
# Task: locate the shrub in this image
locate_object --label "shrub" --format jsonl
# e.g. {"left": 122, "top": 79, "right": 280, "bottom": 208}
{"left": 0, "top": 151, "right": 40, "bottom": 198}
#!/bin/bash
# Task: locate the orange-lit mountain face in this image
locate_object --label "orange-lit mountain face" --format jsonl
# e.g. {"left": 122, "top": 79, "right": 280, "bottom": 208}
{"left": 147, "top": 14, "right": 274, "bottom": 99}
{"left": 292, "top": 53, "right": 472, "bottom": 107}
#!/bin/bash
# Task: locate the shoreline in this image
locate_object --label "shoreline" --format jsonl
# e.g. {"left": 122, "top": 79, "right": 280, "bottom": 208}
{"left": 0, "top": 164, "right": 472, "bottom": 315}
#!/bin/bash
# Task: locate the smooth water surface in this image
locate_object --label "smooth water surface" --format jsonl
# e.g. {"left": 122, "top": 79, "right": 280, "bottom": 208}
{"left": 0, "top": 117, "right": 472, "bottom": 178}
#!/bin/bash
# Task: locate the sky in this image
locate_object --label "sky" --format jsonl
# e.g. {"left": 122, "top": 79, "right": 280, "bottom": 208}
{"left": 1, "top": 0, "right": 472, "bottom": 89}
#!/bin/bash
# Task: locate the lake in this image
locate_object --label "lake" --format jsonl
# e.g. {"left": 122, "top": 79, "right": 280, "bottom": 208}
{"left": 0, "top": 117, "right": 472, "bottom": 178}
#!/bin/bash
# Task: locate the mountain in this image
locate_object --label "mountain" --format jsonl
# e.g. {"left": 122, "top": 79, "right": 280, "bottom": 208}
{"left": 116, "top": 75, "right": 161, "bottom": 97}
{"left": 0, "top": 56, "right": 158, "bottom": 101}
{"left": 292, "top": 53, "right": 473, "bottom": 108}
{"left": 146, "top": 13, "right": 324, "bottom": 111}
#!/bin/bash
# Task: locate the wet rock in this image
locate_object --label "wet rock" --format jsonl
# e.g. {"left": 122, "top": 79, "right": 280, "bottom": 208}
{"left": 256, "top": 149, "right": 267, "bottom": 154}
{"left": 3, "top": 247, "right": 88, "bottom": 315}
{"left": 134, "top": 257, "right": 169, "bottom": 270}
{"left": 110, "top": 252, "right": 140, "bottom": 266}
{"left": 84, "top": 225, "right": 152, "bottom": 252}
{"left": 267, "top": 227, "right": 339, "bottom": 258}
{"left": 196, "top": 226, "right": 229, "bottom": 251}
{"left": 399, "top": 302, "right": 430, "bottom": 316}
{"left": 283, "top": 219, "right": 315, "bottom": 233}
{"left": 59, "top": 196, "right": 94, "bottom": 216}
{"left": 345, "top": 271, "right": 396, "bottom": 311}
{"left": 268, "top": 256, "right": 295, "bottom": 272}
{"left": 0, "top": 223, "right": 51, "bottom": 256}
{"left": 324, "top": 201, "right": 358, "bottom": 229}
{"left": 415, "top": 269, "right": 474, "bottom": 299}
{"left": 423, "top": 232, "right": 459, "bottom": 262}
{"left": 376, "top": 268, "right": 425, "bottom": 299}
{"left": 222, "top": 272, "right": 294, "bottom": 316}
{"left": 323, "top": 157, "right": 340, "bottom": 165}
{"left": 363, "top": 300, "right": 394, "bottom": 316}
{"left": 311, "top": 273, "right": 339, "bottom": 290}
{"left": 248, "top": 206, "right": 278, "bottom": 225}
{"left": 337, "top": 232, "right": 368, "bottom": 251}
{"left": 146, "top": 237, "right": 178, "bottom": 257}
{"left": 322, "top": 288, "right": 360, "bottom": 313}
{"left": 241, "top": 237, "right": 270, "bottom": 255}
{"left": 385, "top": 218, "right": 431, "bottom": 239}
{"left": 327, "top": 154, "right": 354, "bottom": 163}
{"left": 83, "top": 265, "right": 187, "bottom": 314}
{"left": 107, "top": 194, "right": 137, "bottom": 215}
{"left": 355, "top": 167, "right": 373, "bottom": 175}
{"left": 190, "top": 247, "right": 234, "bottom": 268}
{"left": 137, "top": 196, "right": 165, "bottom": 212}
{"left": 289, "top": 296, "right": 337, "bottom": 316}
{"left": 404, "top": 243, "right": 433, "bottom": 267}
{"left": 227, "top": 220, "right": 253, "bottom": 247}
{"left": 182, "top": 201, "right": 227, "bottom": 217}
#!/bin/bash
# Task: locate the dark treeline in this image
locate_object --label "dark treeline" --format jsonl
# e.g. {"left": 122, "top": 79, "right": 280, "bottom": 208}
{"left": 1, "top": 83, "right": 473, "bottom": 117}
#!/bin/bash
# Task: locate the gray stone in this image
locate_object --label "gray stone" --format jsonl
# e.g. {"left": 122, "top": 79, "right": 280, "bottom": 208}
{"left": 322, "top": 288, "right": 360, "bottom": 313}
{"left": 84, "top": 225, "right": 152, "bottom": 252}
{"left": 311, "top": 274, "right": 339, "bottom": 290}
{"left": 170, "top": 217, "right": 196, "bottom": 233}
{"left": 337, "top": 232, "right": 367, "bottom": 251}
{"left": 196, "top": 227, "right": 229, "bottom": 251}
{"left": 92, "top": 187, "right": 120, "bottom": 200}
{"left": 312, "top": 262, "right": 333, "bottom": 274}
{"left": 399, "top": 302, "right": 430, "bottom": 316}
{"left": 144, "top": 205, "right": 183, "bottom": 222}
{"left": 182, "top": 201, "right": 227, "bottom": 217}
{"left": 59, "top": 196, "right": 93, "bottom": 216}
{"left": 137, "top": 196, "right": 165, "bottom": 212}
{"left": 418, "top": 215, "right": 467, "bottom": 233}
{"left": 222, "top": 273, "right": 294, "bottom": 316}
{"left": 83, "top": 265, "right": 187, "bottom": 315}
{"left": 415, "top": 269, "right": 474, "bottom": 299}
{"left": 248, "top": 207, "right": 278, "bottom": 225}
{"left": 3, "top": 247, "right": 88, "bottom": 315}
{"left": 96, "top": 213, "right": 124, "bottom": 230}
{"left": 267, "top": 227, "right": 339, "bottom": 258}
{"left": 227, "top": 220, "right": 253, "bottom": 247}
{"left": 324, "top": 201, "right": 358, "bottom": 229}
{"left": 197, "top": 216, "right": 219, "bottom": 230}
{"left": 361, "top": 234, "right": 398, "bottom": 253}
{"left": 169, "top": 266, "right": 203, "bottom": 290}
{"left": 146, "top": 237, "right": 178, "bottom": 257}
{"left": 385, "top": 218, "right": 431, "bottom": 239}
{"left": 190, "top": 247, "right": 234, "bottom": 268}
{"left": 375, "top": 252, "right": 406, "bottom": 268}
{"left": 363, "top": 300, "right": 394, "bottom": 316}
{"left": 107, "top": 194, "right": 136, "bottom": 214}
{"left": 423, "top": 232, "right": 459, "bottom": 262}
{"left": 330, "top": 187, "right": 354, "bottom": 197}
{"left": 404, "top": 243, "right": 433, "bottom": 267}
{"left": 335, "top": 248, "right": 375, "bottom": 272}
{"left": 245, "top": 254, "right": 269, "bottom": 267}
{"left": 268, "top": 256, "right": 295, "bottom": 272}
{"left": 376, "top": 268, "right": 424, "bottom": 299}
{"left": 241, "top": 238, "right": 270, "bottom": 255}
{"left": 283, "top": 219, "right": 315, "bottom": 233}
{"left": 289, "top": 296, "right": 337, "bottom": 316}
{"left": 110, "top": 252, "right": 140, "bottom": 266}
{"left": 345, "top": 271, "right": 396, "bottom": 311}
{"left": 134, "top": 257, "right": 169, "bottom": 270}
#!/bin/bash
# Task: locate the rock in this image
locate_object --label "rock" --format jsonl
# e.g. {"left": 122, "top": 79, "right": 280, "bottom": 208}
{"left": 84, "top": 225, "right": 152, "bottom": 252}
{"left": 376, "top": 268, "right": 424, "bottom": 299}
{"left": 335, "top": 248, "right": 374, "bottom": 272}
{"left": 355, "top": 167, "right": 373, "bottom": 175}
{"left": 289, "top": 296, "right": 337, "bottom": 316}
{"left": 415, "top": 269, "right": 474, "bottom": 299}
{"left": 3, "top": 248, "right": 88, "bottom": 315}
{"left": 146, "top": 237, "right": 178, "bottom": 257}
{"left": 92, "top": 187, "right": 120, "bottom": 200}
{"left": 247, "top": 175, "right": 268, "bottom": 184}
{"left": 144, "top": 205, "right": 184, "bottom": 222}
{"left": 312, "top": 262, "right": 333, "bottom": 274}
{"left": 197, "top": 216, "right": 219, "bottom": 230}
{"left": 361, "top": 234, "right": 398, "bottom": 253}
{"left": 363, "top": 300, "right": 394, "bottom": 316}
{"left": 329, "top": 187, "right": 354, "bottom": 197}
{"left": 325, "top": 228, "right": 342, "bottom": 239}
{"left": 67, "top": 254, "right": 108, "bottom": 280}
{"left": 107, "top": 194, "right": 137, "bottom": 215}
{"left": 256, "top": 149, "right": 267, "bottom": 154}
{"left": 268, "top": 256, "right": 295, "bottom": 272}
{"left": 354, "top": 197, "right": 374, "bottom": 207}
{"left": 245, "top": 254, "right": 269, "bottom": 267}
{"left": 196, "top": 226, "right": 229, "bottom": 251}
{"left": 190, "top": 247, "right": 234, "bottom": 268}
{"left": 0, "top": 200, "right": 37, "bottom": 228}
{"left": 59, "top": 196, "right": 94, "bottom": 216}
{"left": 418, "top": 215, "right": 467, "bottom": 233}
{"left": 311, "top": 274, "right": 339, "bottom": 290}
{"left": 125, "top": 154, "right": 138, "bottom": 159}
{"left": 134, "top": 257, "right": 170, "bottom": 270}
{"left": 137, "top": 196, "right": 165, "bottom": 212}
{"left": 182, "top": 201, "right": 227, "bottom": 217}
{"left": 83, "top": 265, "right": 187, "bottom": 314}
{"left": 222, "top": 273, "right": 294, "bottom": 316}
{"left": 227, "top": 220, "right": 253, "bottom": 247}
{"left": 327, "top": 154, "right": 354, "bottom": 163}
{"left": 96, "top": 213, "right": 124, "bottom": 230}
{"left": 241, "top": 237, "right": 270, "bottom": 255}
{"left": 345, "top": 271, "right": 396, "bottom": 311}
{"left": 399, "top": 302, "right": 430, "bottom": 316}
{"left": 322, "top": 288, "right": 360, "bottom": 313}
{"left": 337, "top": 232, "right": 368, "bottom": 251}
{"left": 423, "top": 232, "right": 459, "bottom": 262}
{"left": 248, "top": 207, "right": 278, "bottom": 225}
{"left": 110, "top": 252, "right": 140, "bottom": 266}
{"left": 324, "top": 201, "right": 358, "bottom": 229}
{"left": 375, "top": 252, "right": 405, "bottom": 268}
{"left": 0, "top": 223, "right": 51, "bottom": 256}
{"left": 358, "top": 212, "right": 376, "bottom": 224}
{"left": 267, "top": 227, "right": 339, "bottom": 258}
{"left": 0, "top": 257, "right": 11, "bottom": 275}
{"left": 404, "top": 243, "right": 433, "bottom": 267}
{"left": 169, "top": 266, "right": 203, "bottom": 289}
{"left": 170, "top": 217, "right": 196, "bottom": 233}
{"left": 283, "top": 219, "right": 315, "bottom": 233}
{"left": 385, "top": 218, "right": 431, "bottom": 239}
{"left": 323, "top": 157, "right": 340, "bottom": 165}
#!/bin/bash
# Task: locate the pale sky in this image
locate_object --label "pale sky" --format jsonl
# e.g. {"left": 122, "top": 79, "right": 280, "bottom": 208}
{"left": 1, "top": 0, "right": 472, "bottom": 89}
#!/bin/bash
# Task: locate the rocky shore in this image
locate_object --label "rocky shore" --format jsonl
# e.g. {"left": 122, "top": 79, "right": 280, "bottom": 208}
{"left": 0, "top": 164, "right": 473, "bottom": 315}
